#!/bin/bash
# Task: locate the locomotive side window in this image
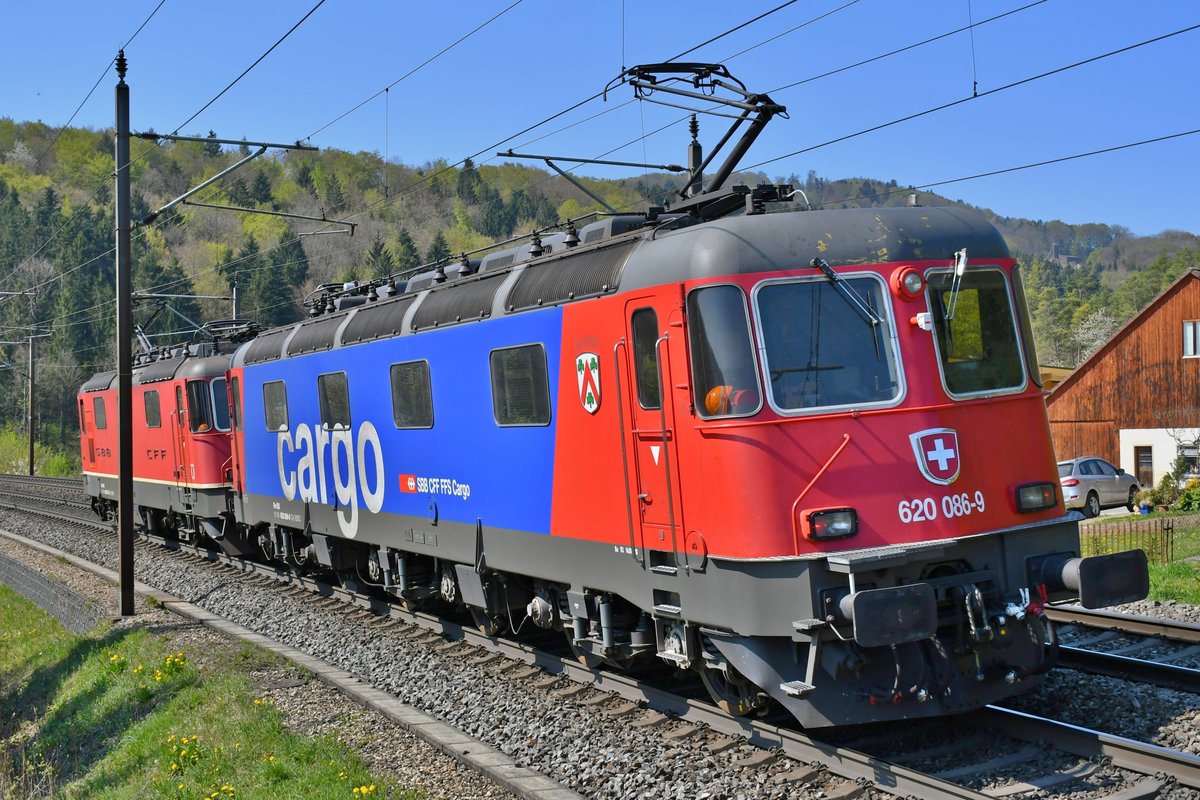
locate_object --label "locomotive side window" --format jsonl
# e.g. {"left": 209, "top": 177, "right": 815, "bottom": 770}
{"left": 78, "top": 399, "right": 87, "bottom": 434}
{"left": 390, "top": 361, "right": 433, "bottom": 429}
{"left": 144, "top": 390, "right": 162, "bottom": 428}
{"left": 230, "top": 376, "right": 242, "bottom": 432}
{"left": 686, "top": 285, "right": 761, "bottom": 419}
{"left": 93, "top": 396, "right": 107, "bottom": 429}
{"left": 490, "top": 344, "right": 550, "bottom": 426}
{"left": 210, "top": 378, "right": 231, "bottom": 432}
{"left": 631, "top": 308, "right": 661, "bottom": 410}
{"left": 927, "top": 269, "right": 1025, "bottom": 396}
{"left": 318, "top": 372, "right": 352, "bottom": 430}
{"left": 756, "top": 277, "right": 900, "bottom": 412}
{"left": 187, "top": 380, "right": 215, "bottom": 433}
{"left": 263, "top": 381, "right": 289, "bottom": 432}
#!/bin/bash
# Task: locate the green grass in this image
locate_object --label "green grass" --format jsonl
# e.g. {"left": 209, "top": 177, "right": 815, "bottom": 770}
{"left": 1147, "top": 561, "right": 1200, "bottom": 604}
{"left": 0, "top": 585, "right": 421, "bottom": 799}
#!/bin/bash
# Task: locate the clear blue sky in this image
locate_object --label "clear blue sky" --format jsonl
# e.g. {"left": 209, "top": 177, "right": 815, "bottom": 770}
{"left": 3, "top": 0, "right": 1197, "bottom": 236}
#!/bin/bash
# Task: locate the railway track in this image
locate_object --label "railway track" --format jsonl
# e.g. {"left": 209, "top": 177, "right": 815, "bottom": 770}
{"left": 2, "top": 474, "right": 1198, "bottom": 799}
{"left": 1047, "top": 604, "right": 1200, "bottom": 693}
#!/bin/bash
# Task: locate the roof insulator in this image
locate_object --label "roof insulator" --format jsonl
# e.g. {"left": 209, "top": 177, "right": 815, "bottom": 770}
{"left": 563, "top": 222, "right": 579, "bottom": 248}
{"left": 434, "top": 261, "right": 447, "bottom": 283}
{"left": 459, "top": 252, "right": 474, "bottom": 275}
{"left": 367, "top": 284, "right": 379, "bottom": 301}
{"left": 530, "top": 232, "right": 544, "bottom": 257}
{"left": 324, "top": 297, "right": 335, "bottom": 314}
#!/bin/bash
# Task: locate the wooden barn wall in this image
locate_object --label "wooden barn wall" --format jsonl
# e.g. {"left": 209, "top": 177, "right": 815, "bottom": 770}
{"left": 1048, "top": 421, "right": 1117, "bottom": 463}
{"left": 1047, "top": 277, "right": 1200, "bottom": 462}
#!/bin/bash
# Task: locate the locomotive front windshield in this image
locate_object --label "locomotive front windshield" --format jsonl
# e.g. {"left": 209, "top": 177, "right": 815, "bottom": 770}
{"left": 927, "top": 269, "right": 1025, "bottom": 395}
{"left": 756, "top": 277, "right": 900, "bottom": 411}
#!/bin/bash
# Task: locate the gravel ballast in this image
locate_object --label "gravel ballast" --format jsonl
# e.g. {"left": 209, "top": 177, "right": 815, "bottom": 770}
{"left": 4, "top": 507, "right": 1200, "bottom": 799}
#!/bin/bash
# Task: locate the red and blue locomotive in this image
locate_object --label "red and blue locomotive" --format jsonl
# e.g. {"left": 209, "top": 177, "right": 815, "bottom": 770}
{"left": 81, "top": 64, "right": 1148, "bottom": 727}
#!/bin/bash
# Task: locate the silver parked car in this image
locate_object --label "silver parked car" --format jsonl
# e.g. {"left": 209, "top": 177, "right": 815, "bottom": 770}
{"left": 1057, "top": 456, "right": 1139, "bottom": 517}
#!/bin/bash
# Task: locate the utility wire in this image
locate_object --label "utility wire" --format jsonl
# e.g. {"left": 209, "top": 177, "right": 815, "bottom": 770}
{"left": 0, "top": 0, "right": 171, "bottom": 287}
{"left": 29, "top": 0, "right": 169, "bottom": 167}
{"left": 826, "top": 127, "right": 1200, "bottom": 208}
{"left": 304, "top": 0, "right": 525, "bottom": 142}
{"left": 766, "top": 0, "right": 1046, "bottom": 95}
{"left": 172, "top": 0, "right": 328, "bottom": 135}
{"left": 666, "top": 0, "right": 801, "bottom": 62}
{"left": 745, "top": 22, "right": 1200, "bottom": 171}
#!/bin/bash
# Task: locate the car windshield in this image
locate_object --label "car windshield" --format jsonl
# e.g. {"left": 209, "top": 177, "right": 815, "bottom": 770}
{"left": 1057, "top": 463, "right": 1074, "bottom": 478}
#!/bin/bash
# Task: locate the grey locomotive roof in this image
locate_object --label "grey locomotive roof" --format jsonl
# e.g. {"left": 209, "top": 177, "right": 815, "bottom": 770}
{"left": 82, "top": 371, "right": 117, "bottom": 392}
{"left": 233, "top": 205, "right": 1007, "bottom": 367}
{"left": 131, "top": 354, "right": 231, "bottom": 385}
{"left": 618, "top": 206, "right": 1008, "bottom": 292}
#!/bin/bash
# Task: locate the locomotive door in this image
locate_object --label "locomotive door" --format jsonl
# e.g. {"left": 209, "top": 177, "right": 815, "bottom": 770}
{"left": 622, "top": 302, "right": 684, "bottom": 569}
{"left": 227, "top": 374, "right": 244, "bottom": 494}
{"left": 80, "top": 398, "right": 95, "bottom": 469}
{"left": 172, "top": 384, "right": 191, "bottom": 489}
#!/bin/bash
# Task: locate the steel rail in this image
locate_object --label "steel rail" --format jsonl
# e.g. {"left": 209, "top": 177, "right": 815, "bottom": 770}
{"left": 1047, "top": 603, "right": 1200, "bottom": 643}
{"left": 1058, "top": 644, "right": 1200, "bottom": 694}
{"left": 0, "top": 488, "right": 90, "bottom": 511}
{"left": 977, "top": 706, "right": 1200, "bottom": 789}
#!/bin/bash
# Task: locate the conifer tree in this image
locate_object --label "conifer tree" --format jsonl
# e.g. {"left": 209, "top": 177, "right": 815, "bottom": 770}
{"left": 425, "top": 231, "right": 450, "bottom": 264}
{"left": 365, "top": 233, "right": 395, "bottom": 277}
{"left": 393, "top": 227, "right": 421, "bottom": 271}
{"left": 203, "top": 130, "right": 222, "bottom": 157}
{"left": 228, "top": 178, "right": 252, "bottom": 208}
{"left": 324, "top": 173, "right": 346, "bottom": 213}
{"left": 250, "top": 172, "right": 273, "bottom": 206}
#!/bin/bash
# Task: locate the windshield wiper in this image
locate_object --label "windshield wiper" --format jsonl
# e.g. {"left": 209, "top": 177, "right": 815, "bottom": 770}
{"left": 812, "top": 258, "right": 884, "bottom": 361}
{"left": 811, "top": 258, "right": 883, "bottom": 328}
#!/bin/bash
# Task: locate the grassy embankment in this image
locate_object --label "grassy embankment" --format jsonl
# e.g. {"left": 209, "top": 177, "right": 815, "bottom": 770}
{"left": 0, "top": 585, "right": 418, "bottom": 799}
{"left": 1083, "top": 512, "right": 1200, "bottom": 604}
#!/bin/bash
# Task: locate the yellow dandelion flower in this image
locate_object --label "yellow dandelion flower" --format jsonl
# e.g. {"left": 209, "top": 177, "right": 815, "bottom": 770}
{"left": 171, "top": 763, "right": 178, "bottom": 771}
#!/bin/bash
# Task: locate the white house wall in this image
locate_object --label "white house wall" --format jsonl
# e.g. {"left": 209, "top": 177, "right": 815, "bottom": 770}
{"left": 1118, "top": 427, "right": 1200, "bottom": 487}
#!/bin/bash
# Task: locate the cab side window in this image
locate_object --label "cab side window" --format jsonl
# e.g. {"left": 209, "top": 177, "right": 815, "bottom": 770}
{"left": 187, "top": 381, "right": 215, "bottom": 433}
{"left": 93, "top": 396, "right": 108, "bottom": 430}
{"left": 686, "top": 285, "right": 760, "bottom": 419}
{"left": 631, "top": 308, "right": 661, "bottom": 410}
{"left": 263, "top": 381, "right": 289, "bottom": 432}
{"left": 390, "top": 361, "right": 433, "bottom": 429}
{"left": 490, "top": 344, "right": 550, "bottom": 426}
{"left": 144, "top": 390, "right": 162, "bottom": 428}
{"left": 318, "top": 372, "right": 351, "bottom": 431}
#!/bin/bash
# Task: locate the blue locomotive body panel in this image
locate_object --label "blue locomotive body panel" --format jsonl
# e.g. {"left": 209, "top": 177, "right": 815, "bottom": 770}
{"left": 239, "top": 307, "right": 564, "bottom": 538}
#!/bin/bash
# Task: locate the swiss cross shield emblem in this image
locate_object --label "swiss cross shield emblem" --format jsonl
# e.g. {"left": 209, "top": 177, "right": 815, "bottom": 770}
{"left": 576, "top": 353, "right": 601, "bottom": 414}
{"left": 910, "top": 428, "right": 960, "bottom": 485}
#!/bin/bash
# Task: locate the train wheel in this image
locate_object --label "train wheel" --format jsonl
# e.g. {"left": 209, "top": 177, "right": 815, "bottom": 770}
{"left": 698, "top": 661, "right": 762, "bottom": 716}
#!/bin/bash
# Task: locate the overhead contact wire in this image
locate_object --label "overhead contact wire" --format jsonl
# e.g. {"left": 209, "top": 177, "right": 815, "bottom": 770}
{"left": 746, "top": 22, "right": 1200, "bottom": 171}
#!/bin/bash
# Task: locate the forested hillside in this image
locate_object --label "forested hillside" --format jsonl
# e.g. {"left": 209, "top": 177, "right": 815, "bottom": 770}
{"left": 0, "top": 118, "right": 1196, "bottom": 459}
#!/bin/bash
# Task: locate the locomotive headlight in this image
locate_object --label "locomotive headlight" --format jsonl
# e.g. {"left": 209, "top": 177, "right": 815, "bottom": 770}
{"left": 800, "top": 507, "right": 858, "bottom": 540}
{"left": 890, "top": 266, "right": 924, "bottom": 300}
{"left": 1016, "top": 482, "right": 1057, "bottom": 512}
